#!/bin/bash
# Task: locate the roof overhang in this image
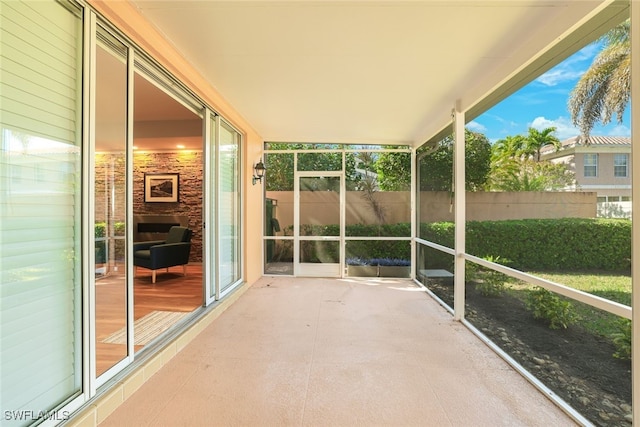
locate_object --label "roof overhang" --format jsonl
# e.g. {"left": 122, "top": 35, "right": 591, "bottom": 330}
{"left": 129, "top": 0, "right": 629, "bottom": 149}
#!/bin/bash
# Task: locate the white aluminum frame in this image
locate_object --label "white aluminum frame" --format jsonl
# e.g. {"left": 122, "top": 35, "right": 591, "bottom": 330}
{"left": 218, "top": 117, "right": 245, "bottom": 298}
{"left": 453, "top": 101, "right": 466, "bottom": 321}
{"left": 204, "top": 110, "right": 216, "bottom": 305}
{"left": 294, "top": 170, "right": 344, "bottom": 277}
{"left": 631, "top": 0, "right": 639, "bottom": 419}
{"left": 264, "top": 145, "right": 413, "bottom": 278}
{"left": 20, "top": 0, "right": 247, "bottom": 421}
{"left": 90, "top": 17, "right": 137, "bottom": 391}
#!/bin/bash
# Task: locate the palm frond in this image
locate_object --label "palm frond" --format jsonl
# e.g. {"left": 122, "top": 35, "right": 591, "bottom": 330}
{"left": 599, "top": 20, "right": 630, "bottom": 46}
{"left": 568, "top": 22, "right": 630, "bottom": 138}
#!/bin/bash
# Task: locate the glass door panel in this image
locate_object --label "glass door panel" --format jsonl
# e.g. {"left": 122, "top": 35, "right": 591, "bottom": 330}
{"left": 219, "top": 120, "right": 241, "bottom": 293}
{"left": 95, "top": 32, "right": 129, "bottom": 378}
{"left": 295, "top": 174, "right": 342, "bottom": 277}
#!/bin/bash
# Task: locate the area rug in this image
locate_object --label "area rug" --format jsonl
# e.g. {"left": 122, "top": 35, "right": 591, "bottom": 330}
{"left": 102, "top": 310, "right": 189, "bottom": 346}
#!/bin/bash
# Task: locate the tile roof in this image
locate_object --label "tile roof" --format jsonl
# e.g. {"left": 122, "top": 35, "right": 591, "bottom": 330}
{"left": 579, "top": 135, "right": 631, "bottom": 146}
{"left": 540, "top": 135, "right": 630, "bottom": 154}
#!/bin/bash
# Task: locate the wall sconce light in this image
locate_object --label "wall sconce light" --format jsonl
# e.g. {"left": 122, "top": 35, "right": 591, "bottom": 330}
{"left": 252, "top": 158, "right": 266, "bottom": 185}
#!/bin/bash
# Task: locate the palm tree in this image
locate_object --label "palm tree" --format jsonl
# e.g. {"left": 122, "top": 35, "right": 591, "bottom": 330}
{"left": 488, "top": 158, "right": 574, "bottom": 192}
{"left": 491, "top": 135, "right": 527, "bottom": 164}
{"left": 568, "top": 20, "right": 630, "bottom": 139}
{"left": 523, "top": 127, "right": 560, "bottom": 162}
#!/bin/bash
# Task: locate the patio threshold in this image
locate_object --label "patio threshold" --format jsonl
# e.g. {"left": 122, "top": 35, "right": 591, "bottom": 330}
{"left": 99, "top": 276, "right": 577, "bottom": 426}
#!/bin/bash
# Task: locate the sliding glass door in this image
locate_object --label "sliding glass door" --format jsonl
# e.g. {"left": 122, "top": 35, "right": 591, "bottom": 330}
{"left": 94, "top": 29, "right": 130, "bottom": 380}
{"left": 218, "top": 120, "right": 242, "bottom": 294}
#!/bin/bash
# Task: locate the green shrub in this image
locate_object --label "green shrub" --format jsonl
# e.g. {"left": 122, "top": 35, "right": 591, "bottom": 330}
{"left": 95, "top": 222, "right": 106, "bottom": 238}
{"left": 418, "top": 222, "right": 455, "bottom": 269}
{"left": 113, "top": 221, "right": 126, "bottom": 236}
{"left": 94, "top": 222, "right": 127, "bottom": 261}
{"left": 468, "top": 256, "right": 512, "bottom": 297}
{"left": 422, "top": 218, "right": 631, "bottom": 272}
{"left": 346, "top": 239, "right": 410, "bottom": 261}
{"left": 611, "top": 318, "right": 631, "bottom": 360}
{"left": 525, "top": 287, "right": 578, "bottom": 329}
{"left": 95, "top": 221, "right": 126, "bottom": 237}
{"left": 276, "top": 218, "right": 631, "bottom": 272}
{"left": 347, "top": 223, "right": 411, "bottom": 237}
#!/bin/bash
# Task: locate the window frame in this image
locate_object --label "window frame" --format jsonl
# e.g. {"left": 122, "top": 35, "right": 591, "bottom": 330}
{"left": 614, "top": 153, "right": 628, "bottom": 178}
{"left": 583, "top": 153, "right": 598, "bottom": 178}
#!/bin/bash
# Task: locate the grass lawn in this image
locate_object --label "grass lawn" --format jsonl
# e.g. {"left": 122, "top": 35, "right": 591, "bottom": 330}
{"left": 527, "top": 271, "right": 631, "bottom": 306}
{"left": 513, "top": 271, "right": 631, "bottom": 343}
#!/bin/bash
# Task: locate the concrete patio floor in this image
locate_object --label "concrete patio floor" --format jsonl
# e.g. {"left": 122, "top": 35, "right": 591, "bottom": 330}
{"left": 100, "top": 276, "right": 577, "bottom": 426}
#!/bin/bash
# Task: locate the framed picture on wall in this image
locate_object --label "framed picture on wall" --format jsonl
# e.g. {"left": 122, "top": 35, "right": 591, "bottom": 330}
{"left": 144, "top": 173, "right": 179, "bottom": 202}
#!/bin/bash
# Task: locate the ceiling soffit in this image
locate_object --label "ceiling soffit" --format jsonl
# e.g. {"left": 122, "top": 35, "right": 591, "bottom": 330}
{"left": 128, "top": 0, "right": 628, "bottom": 148}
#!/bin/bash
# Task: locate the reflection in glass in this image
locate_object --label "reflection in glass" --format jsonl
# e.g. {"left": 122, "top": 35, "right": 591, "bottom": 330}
{"left": 0, "top": 2, "right": 83, "bottom": 414}
{"left": 219, "top": 121, "right": 241, "bottom": 291}
{"left": 95, "top": 34, "right": 128, "bottom": 377}
{"left": 209, "top": 116, "right": 217, "bottom": 295}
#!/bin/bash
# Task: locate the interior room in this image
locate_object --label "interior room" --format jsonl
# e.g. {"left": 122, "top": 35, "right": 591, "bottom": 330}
{"left": 94, "top": 37, "right": 204, "bottom": 376}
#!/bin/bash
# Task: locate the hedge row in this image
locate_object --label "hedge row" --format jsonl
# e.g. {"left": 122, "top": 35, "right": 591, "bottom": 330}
{"left": 345, "top": 240, "right": 411, "bottom": 261}
{"left": 420, "top": 218, "right": 631, "bottom": 271}
{"left": 96, "top": 218, "right": 631, "bottom": 271}
{"left": 292, "top": 218, "right": 631, "bottom": 271}
{"left": 95, "top": 222, "right": 126, "bottom": 263}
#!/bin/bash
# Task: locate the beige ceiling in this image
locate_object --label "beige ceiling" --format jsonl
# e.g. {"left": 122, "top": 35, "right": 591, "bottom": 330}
{"left": 129, "top": 0, "right": 627, "bottom": 149}
{"left": 96, "top": 44, "right": 203, "bottom": 151}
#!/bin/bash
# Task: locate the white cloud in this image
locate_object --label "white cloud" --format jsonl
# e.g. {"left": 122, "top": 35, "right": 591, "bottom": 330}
{"left": 529, "top": 116, "right": 579, "bottom": 140}
{"left": 536, "top": 68, "right": 584, "bottom": 87}
{"left": 483, "top": 113, "right": 519, "bottom": 129}
{"left": 535, "top": 43, "right": 600, "bottom": 87}
{"left": 571, "top": 43, "right": 601, "bottom": 62}
{"left": 466, "top": 121, "right": 487, "bottom": 133}
{"left": 606, "top": 124, "right": 631, "bottom": 137}
{"left": 528, "top": 117, "right": 630, "bottom": 139}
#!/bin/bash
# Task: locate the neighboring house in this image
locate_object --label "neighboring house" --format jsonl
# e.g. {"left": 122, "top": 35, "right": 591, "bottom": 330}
{"left": 541, "top": 136, "right": 631, "bottom": 218}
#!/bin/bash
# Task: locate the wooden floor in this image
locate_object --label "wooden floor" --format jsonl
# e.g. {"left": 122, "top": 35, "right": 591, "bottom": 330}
{"left": 95, "top": 264, "right": 203, "bottom": 376}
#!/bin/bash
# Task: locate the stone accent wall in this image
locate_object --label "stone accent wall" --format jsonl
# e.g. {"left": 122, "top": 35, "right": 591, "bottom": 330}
{"left": 134, "top": 151, "right": 203, "bottom": 262}
{"left": 95, "top": 151, "right": 203, "bottom": 262}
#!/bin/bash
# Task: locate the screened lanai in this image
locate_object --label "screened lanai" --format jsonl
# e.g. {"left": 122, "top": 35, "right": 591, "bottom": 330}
{"left": 260, "top": 130, "right": 633, "bottom": 424}
{"left": 152, "top": 2, "right": 637, "bottom": 422}
{"left": 262, "top": 144, "right": 412, "bottom": 278}
{"left": 4, "top": 1, "right": 639, "bottom": 426}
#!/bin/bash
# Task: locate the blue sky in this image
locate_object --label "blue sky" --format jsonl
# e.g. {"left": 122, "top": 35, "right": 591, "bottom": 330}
{"left": 469, "top": 42, "right": 631, "bottom": 143}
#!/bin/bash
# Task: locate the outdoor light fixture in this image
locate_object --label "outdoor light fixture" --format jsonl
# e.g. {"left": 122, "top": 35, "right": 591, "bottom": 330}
{"left": 252, "top": 158, "right": 266, "bottom": 185}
